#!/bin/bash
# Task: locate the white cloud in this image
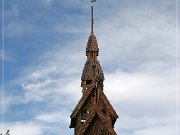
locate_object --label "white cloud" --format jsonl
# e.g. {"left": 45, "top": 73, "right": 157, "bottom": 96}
{"left": 35, "top": 112, "right": 69, "bottom": 123}
{"left": 105, "top": 70, "right": 176, "bottom": 105}
{"left": 0, "top": 91, "right": 24, "bottom": 114}
{"left": 115, "top": 113, "right": 177, "bottom": 134}
{"left": 3, "top": 0, "right": 178, "bottom": 135}
{"left": 20, "top": 62, "right": 82, "bottom": 103}
{"left": 132, "top": 124, "right": 176, "bottom": 135}
{"left": 11, "top": 124, "right": 41, "bottom": 135}
{"left": 0, "top": 122, "right": 42, "bottom": 135}
{"left": 104, "top": 69, "right": 178, "bottom": 134}
{"left": 96, "top": 6, "right": 176, "bottom": 67}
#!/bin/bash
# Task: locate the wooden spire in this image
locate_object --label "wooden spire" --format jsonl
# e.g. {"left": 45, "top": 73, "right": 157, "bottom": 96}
{"left": 69, "top": 1, "right": 118, "bottom": 134}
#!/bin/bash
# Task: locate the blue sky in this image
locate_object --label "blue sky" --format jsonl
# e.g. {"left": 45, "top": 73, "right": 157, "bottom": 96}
{"left": 0, "top": 0, "right": 179, "bottom": 135}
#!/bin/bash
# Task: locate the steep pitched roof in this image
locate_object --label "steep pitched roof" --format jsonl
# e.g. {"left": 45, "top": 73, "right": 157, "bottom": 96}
{"left": 86, "top": 33, "right": 99, "bottom": 53}
{"left": 81, "top": 59, "right": 104, "bottom": 81}
{"left": 97, "top": 111, "right": 117, "bottom": 135}
{"left": 77, "top": 110, "right": 117, "bottom": 135}
{"left": 77, "top": 110, "right": 96, "bottom": 135}
{"left": 70, "top": 82, "right": 96, "bottom": 118}
{"left": 70, "top": 83, "right": 118, "bottom": 128}
{"left": 99, "top": 90, "right": 119, "bottom": 122}
{"left": 70, "top": 81, "right": 97, "bottom": 128}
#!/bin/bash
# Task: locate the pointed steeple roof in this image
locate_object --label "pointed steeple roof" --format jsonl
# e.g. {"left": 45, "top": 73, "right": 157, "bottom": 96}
{"left": 70, "top": 82, "right": 118, "bottom": 128}
{"left": 86, "top": 33, "right": 99, "bottom": 53}
{"left": 86, "top": 5, "right": 99, "bottom": 53}
{"left": 70, "top": 1, "right": 118, "bottom": 134}
{"left": 81, "top": 59, "right": 104, "bottom": 81}
{"left": 77, "top": 110, "right": 117, "bottom": 135}
{"left": 82, "top": 5, "right": 104, "bottom": 81}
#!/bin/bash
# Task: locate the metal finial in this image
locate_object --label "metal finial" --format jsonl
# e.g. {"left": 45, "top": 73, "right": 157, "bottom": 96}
{"left": 91, "top": 0, "right": 96, "bottom": 33}
{"left": 91, "top": 6, "right": 94, "bottom": 33}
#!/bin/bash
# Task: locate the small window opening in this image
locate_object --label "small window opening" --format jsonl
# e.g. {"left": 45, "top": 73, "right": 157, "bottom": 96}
{"left": 86, "top": 80, "right": 92, "bottom": 85}
{"left": 81, "top": 119, "right": 86, "bottom": 124}
{"left": 81, "top": 110, "right": 87, "bottom": 113}
{"left": 81, "top": 110, "right": 88, "bottom": 125}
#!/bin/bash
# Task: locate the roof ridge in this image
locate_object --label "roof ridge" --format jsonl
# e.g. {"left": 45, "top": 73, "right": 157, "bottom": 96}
{"left": 70, "top": 82, "right": 97, "bottom": 119}
{"left": 99, "top": 90, "right": 119, "bottom": 118}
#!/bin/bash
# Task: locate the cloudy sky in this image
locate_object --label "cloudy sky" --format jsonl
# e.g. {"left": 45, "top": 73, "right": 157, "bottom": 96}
{"left": 0, "top": 0, "right": 179, "bottom": 135}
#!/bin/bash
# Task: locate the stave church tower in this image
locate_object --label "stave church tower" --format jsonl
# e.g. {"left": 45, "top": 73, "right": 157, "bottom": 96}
{"left": 70, "top": 1, "right": 118, "bottom": 135}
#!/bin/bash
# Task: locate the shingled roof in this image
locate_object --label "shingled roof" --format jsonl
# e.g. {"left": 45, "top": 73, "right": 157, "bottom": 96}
{"left": 99, "top": 90, "right": 119, "bottom": 126}
{"left": 81, "top": 59, "right": 104, "bottom": 81}
{"left": 77, "top": 110, "right": 117, "bottom": 135}
{"left": 70, "top": 81, "right": 118, "bottom": 128}
{"left": 70, "top": 81, "right": 96, "bottom": 128}
{"left": 86, "top": 33, "right": 99, "bottom": 53}
{"left": 70, "top": 83, "right": 96, "bottom": 119}
{"left": 70, "top": 2, "right": 118, "bottom": 134}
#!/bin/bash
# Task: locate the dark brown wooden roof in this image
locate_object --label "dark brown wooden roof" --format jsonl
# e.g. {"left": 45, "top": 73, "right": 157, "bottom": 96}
{"left": 99, "top": 89, "right": 119, "bottom": 120}
{"left": 70, "top": 81, "right": 118, "bottom": 128}
{"left": 70, "top": 81, "right": 97, "bottom": 120}
{"left": 81, "top": 59, "right": 104, "bottom": 81}
{"left": 77, "top": 110, "right": 96, "bottom": 135}
{"left": 77, "top": 110, "right": 117, "bottom": 135}
{"left": 86, "top": 33, "right": 99, "bottom": 53}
